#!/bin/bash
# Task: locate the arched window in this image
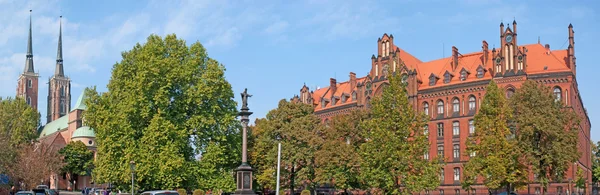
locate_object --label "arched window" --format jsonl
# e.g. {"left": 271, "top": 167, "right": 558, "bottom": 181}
{"left": 381, "top": 43, "right": 385, "bottom": 56}
{"left": 27, "top": 79, "right": 32, "bottom": 88}
{"left": 437, "top": 100, "right": 444, "bottom": 115}
{"left": 324, "top": 119, "right": 329, "bottom": 127}
{"left": 423, "top": 102, "right": 429, "bottom": 116}
{"left": 452, "top": 98, "right": 459, "bottom": 113}
{"left": 366, "top": 97, "right": 372, "bottom": 109}
{"left": 468, "top": 96, "right": 476, "bottom": 111}
{"left": 26, "top": 96, "right": 31, "bottom": 105}
{"left": 506, "top": 88, "right": 515, "bottom": 98}
{"left": 554, "top": 87, "right": 562, "bottom": 102}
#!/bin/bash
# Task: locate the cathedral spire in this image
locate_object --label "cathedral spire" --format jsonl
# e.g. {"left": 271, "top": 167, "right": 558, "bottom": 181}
{"left": 55, "top": 15, "right": 64, "bottom": 77}
{"left": 24, "top": 10, "right": 34, "bottom": 73}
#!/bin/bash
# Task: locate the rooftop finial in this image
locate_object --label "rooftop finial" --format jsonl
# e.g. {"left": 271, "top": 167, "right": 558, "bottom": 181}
{"left": 24, "top": 9, "right": 34, "bottom": 73}
{"left": 538, "top": 36, "right": 540, "bottom": 44}
{"left": 55, "top": 15, "right": 64, "bottom": 77}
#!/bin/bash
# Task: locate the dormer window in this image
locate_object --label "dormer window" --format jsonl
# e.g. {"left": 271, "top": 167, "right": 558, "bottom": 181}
{"left": 401, "top": 74, "right": 408, "bottom": 83}
{"left": 332, "top": 98, "right": 336, "bottom": 106}
{"left": 352, "top": 91, "right": 357, "bottom": 101}
{"left": 341, "top": 95, "right": 347, "bottom": 103}
{"left": 476, "top": 65, "right": 485, "bottom": 78}
{"left": 429, "top": 74, "right": 439, "bottom": 86}
{"left": 443, "top": 71, "right": 453, "bottom": 84}
{"left": 460, "top": 68, "right": 470, "bottom": 81}
{"left": 321, "top": 98, "right": 326, "bottom": 108}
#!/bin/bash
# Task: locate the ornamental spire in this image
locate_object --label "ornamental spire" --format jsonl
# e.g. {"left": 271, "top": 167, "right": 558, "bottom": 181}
{"left": 55, "top": 15, "right": 64, "bottom": 77}
{"left": 24, "top": 10, "right": 34, "bottom": 73}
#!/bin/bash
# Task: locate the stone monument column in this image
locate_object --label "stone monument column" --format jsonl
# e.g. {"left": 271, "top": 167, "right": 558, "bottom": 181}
{"left": 235, "top": 88, "right": 255, "bottom": 195}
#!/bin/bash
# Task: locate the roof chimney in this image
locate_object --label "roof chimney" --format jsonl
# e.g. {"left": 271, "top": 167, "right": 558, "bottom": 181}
{"left": 482, "top": 41, "right": 489, "bottom": 65}
{"left": 452, "top": 46, "right": 459, "bottom": 71}
{"left": 349, "top": 72, "right": 357, "bottom": 90}
{"left": 330, "top": 78, "right": 337, "bottom": 97}
{"left": 545, "top": 44, "right": 551, "bottom": 54}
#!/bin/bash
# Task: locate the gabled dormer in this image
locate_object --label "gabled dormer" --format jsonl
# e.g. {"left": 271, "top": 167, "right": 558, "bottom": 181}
{"left": 429, "top": 73, "right": 439, "bottom": 86}
{"left": 321, "top": 97, "right": 330, "bottom": 108}
{"left": 459, "top": 67, "right": 470, "bottom": 81}
{"left": 476, "top": 65, "right": 487, "bottom": 78}
{"left": 443, "top": 70, "right": 454, "bottom": 84}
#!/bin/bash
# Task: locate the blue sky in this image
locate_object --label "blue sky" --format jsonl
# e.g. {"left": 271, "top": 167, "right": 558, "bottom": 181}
{"left": 1, "top": 0, "right": 599, "bottom": 140}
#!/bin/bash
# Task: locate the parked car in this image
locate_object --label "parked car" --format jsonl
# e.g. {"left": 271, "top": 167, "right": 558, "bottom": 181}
{"left": 32, "top": 189, "right": 46, "bottom": 195}
{"left": 35, "top": 185, "right": 49, "bottom": 190}
{"left": 140, "top": 190, "right": 179, "bottom": 195}
{"left": 45, "top": 189, "right": 58, "bottom": 195}
{"left": 16, "top": 191, "right": 34, "bottom": 195}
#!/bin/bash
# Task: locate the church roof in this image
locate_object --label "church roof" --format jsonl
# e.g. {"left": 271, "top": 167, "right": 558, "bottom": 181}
{"left": 71, "top": 90, "right": 87, "bottom": 111}
{"left": 72, "top": 126, "right": 95, "bottom": 138}
{"left": 38, "top": 114, "right": 68, "bottom": 138}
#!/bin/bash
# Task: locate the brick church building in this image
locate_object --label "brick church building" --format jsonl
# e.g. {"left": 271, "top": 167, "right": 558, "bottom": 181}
{"left": 16, "top": 12, "right": 97, "bottom": 190}
{"left": 292, "top": 21, "right": 591, "bottom": 194}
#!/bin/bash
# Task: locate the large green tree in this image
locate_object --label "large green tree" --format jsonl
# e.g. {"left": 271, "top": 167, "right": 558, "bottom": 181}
{"left": 59, "top": 141, "right": 95, "bottom": 190}
{"left": 314, "top": 109, "right": 370, "bottom": 193}
{"left": 462, "top": 80, "right": 527, "bottom": 192}
{"left": 84, "top": 34, "right": 239, "bottom": 191}
{"left": 510, "top": 80, "right": 580, "bottom": 194}
{"left": 0, "top": 97, "right": 40, "bottom": 180}
{"left": 250, "top": 100, "right": 323, "bottom": 194}
{"left": 359, "top": 73, "right": 440, "bottom": 194}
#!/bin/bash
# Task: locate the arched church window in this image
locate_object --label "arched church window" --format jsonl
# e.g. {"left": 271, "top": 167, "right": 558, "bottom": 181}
{"left": 27, "top": 97, "right": 31, "bottom": 105}
{"left": 554, "top": 87, "right": 562, "bottom": 102}
{"left": 423, "top": 102, "right": 429, "bottom": 116}
{"left": 506, "top": 88, "right": 515, "bottom": 99}
{"left": 27, "top": 79, "right": 32, "bottom": 88}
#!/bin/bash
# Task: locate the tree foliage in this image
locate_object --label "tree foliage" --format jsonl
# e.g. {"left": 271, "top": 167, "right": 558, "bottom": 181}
{"left": 592, "top": 141, "right": 600, "bottom": 184}
{"left": 0, "top": 97, "right": 40, "bottom": 183}
{"left": 463, "top": 80, "right": 527, "bottom": 191}
{"left": 59, "top": 141, "right": 95, "bottom": 189}
{"left": 250, "top": 100, "right": 323, "bottom": 193}
{"left": 359, "top": 73, "right": 440, "bottom": 194}
{"left": 314, "top": 109, "right": 369, "bottom": 191}
{"left": 510, "top": 80, "right": 580, "bottom": 194}
{"left": 6, "top": 143, "right": 63, "bottom": 190}
{"left": 84, "top": 34, "right": 239, "bottom": 191}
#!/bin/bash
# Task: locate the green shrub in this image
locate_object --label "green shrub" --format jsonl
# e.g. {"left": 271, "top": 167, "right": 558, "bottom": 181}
{"left": 300, "top": 189, "right": 310, "bottom": 195}
{"left": 192, "top": 189, "right": 204, "bottom": 195}
{"left": 177, "top": 189, "right": 186, "bottom": 195}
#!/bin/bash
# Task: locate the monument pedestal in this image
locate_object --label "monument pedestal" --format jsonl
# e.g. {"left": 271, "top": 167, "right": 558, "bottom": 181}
{"left": 234, "top": 163, "right": 255, "bottom": 195}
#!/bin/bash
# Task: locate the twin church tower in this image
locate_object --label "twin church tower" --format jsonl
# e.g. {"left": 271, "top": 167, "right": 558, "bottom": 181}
{"left": 16, "top": 10, "right": 71, "bottom": 124}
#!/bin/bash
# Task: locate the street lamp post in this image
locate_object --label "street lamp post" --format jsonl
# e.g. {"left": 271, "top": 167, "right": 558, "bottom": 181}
{"left": 130, "top": 161, "right": 135, "bottom": 195}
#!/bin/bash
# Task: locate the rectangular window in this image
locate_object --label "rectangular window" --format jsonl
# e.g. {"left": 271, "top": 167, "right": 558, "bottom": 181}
{"left": 453, "top": 144, "right": 460, "bottom": 159}
{"left": 470, "top": 151, "right": 476, "bottom": 157}
{"left": 424, "top": 150, "right": 429, "bottom": 160}
{"left": 424, "top": 125, "right": 429, "bottom": 135}
{"left": 27, "top": 79, "right": 32, "bottom": 88}
{"left": 437, "top": 123, "right": 444, "bottom": 137}
{"left": 438, "top": 145, "right": 444, "bottom": 158}
{"left": 440, "top": 169, "right": 445, "bottom": 183}
{"left": 469, "top": 120, "right": 474, "bottom": 135}
{"left": 452, "top": 121, "right": 459, "bottom": 136}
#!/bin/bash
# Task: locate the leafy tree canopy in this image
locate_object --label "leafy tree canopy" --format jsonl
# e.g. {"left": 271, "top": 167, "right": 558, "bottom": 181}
{"left": 59, "top": 141, "right": 95, "bottom": 187}
{"left": 510, "top": 80, "right": 580, "bottom": 194}
{"left": 84, "top": 34, "right": 239, "bottom": 191}
{"left": 463, "top": 80, "right": 527, "bottom": 191}
{"left": 0, "top": 97, "right": 40, "bottom": 177}
{"left": 250, "top": 99, "right": 323, "bottom": 193}
{"left": 359, "top": 73, "right": 440, "bottom": 195}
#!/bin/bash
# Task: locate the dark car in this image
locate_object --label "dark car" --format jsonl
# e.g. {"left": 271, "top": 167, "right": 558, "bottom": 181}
{"left": 32, "top": 189, "right": 46, "bottom": 195}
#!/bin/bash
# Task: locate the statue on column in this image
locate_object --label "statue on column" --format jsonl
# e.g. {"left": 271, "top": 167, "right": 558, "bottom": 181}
{"left": 241, "top": 88, "right": 252, "bottom": 110}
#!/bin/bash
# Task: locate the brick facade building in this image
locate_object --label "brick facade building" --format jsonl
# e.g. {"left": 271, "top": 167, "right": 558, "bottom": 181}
{"left": 293, "top": 22, "right": 591, "bottom": 195}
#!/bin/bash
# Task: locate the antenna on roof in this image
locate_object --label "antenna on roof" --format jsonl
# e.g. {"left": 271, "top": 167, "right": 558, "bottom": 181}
{"left": 538, "top": 36, "right": 541, "bottom": 44}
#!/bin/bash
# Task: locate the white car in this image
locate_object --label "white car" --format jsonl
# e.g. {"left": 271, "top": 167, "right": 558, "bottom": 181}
{"left": 140, "top": 190, "right": 179, "bottom": 195}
